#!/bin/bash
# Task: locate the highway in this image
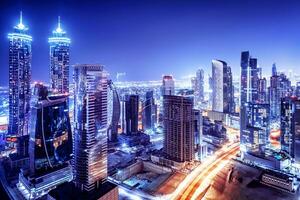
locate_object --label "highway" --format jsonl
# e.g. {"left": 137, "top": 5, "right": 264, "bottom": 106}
{"left": 165, "top": 142, "right": 239, "bottom": 200}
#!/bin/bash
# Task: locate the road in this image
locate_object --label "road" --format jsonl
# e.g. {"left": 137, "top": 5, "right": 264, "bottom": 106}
{"left": 175, "top": 144, "right": 239, "bottom": 200}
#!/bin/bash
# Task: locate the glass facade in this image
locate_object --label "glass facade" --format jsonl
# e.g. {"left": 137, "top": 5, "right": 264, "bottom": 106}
{"left": 49, "top": 17, "right": 70, "bottom": 94}
{"left": 8, "top": 13, "right": 32, "bottom": 137}
{"left": 29, "top": 84, "right": 72, "bottom": 176}
{"left": 73, "top": 64, "right": 108, "bottom": 192}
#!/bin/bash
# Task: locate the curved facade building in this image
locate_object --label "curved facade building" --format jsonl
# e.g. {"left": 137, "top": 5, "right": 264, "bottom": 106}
{"left": 28, "top": 84, "right": 72, "bottom": 175}
{"left": 107, "top": 80, "right": 120, "bottom": 142}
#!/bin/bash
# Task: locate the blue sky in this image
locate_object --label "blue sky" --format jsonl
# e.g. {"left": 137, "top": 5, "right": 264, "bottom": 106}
{"left": 0, "top": 0, "right": 300, "bottom": 85}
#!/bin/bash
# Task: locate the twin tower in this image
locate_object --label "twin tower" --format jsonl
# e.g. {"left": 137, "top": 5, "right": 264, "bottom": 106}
{"left": 8, "top": 12, "right": 70, "bottom": 137}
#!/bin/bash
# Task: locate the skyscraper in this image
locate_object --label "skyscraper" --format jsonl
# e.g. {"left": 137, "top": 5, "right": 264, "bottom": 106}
{"left": 48, "top": 65, "right": 118, "bottom": 200}
{"left": 240, "top": 51, "right": 260, "bottom": 153}
{"left": 258, "top": 77, "right": 267, "bottom": 103}
{"left": 281, "top": 97, "right": 300, "bottom": 163}
{"left": 143, "top": 91, "right": 157, "bottom": 130}
{"left": 49, "top": 17, "right": 71, "bottom": 94}
{"left": 125, "top": 94, "right": 139, "bottom": 134}
{"left": 191, "top": 69, "right": 204, "bottom": 106}
{"left": 240, "top": 51, "right": 259, "bottom": 105}
{"left": 162, "top": 75, "right": 175, "bottom": 96}
{"left": 272, "top": 63, "right": 277, "bottom": 76}
{"left": 107, "top": 80, "right": 120, "bottom": 142}
{"left": 269, "top": 71, "right": 291, "bottom": 121}
{"left": 163, "top": 95, "right": 194, "bottom": 162}
{"left": 211, "top": 60, "right": 234, "bottom": 113}
{"left": 241, "top": 103, "right": 270, "bottom": 155}
{"left": 17, "top": 83, "right": 73, "bottom": 199}
{"left": 296, "top": 82, "right": 300, "bottom": 98}
{"left": 73, "top": 64, "right": 108, "bottom": 192}
{"left": 8, "top": 12, "right": 32, "bottom": 137}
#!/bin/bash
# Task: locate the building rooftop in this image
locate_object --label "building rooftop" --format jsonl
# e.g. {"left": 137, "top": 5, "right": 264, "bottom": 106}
{"left": 48, "top": 181, "right": 117, "bottom": 200}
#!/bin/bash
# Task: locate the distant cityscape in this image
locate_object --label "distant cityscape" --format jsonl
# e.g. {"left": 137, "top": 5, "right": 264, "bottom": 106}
{"left": 1, "top": 8, "right": 300, "bottom": 200}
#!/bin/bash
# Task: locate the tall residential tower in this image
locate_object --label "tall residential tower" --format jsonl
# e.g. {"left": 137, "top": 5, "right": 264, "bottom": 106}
{"left": 73, "top": 64, "right": 108, "bottom": 192}
{"left": 49, "top": 17, "right": 71, "bottom": 94}
{"left": 211, "top": 60, "right": 234, "bottom": 113}
{"left": 8, "top": 12, "right": 32, "bottom": 137}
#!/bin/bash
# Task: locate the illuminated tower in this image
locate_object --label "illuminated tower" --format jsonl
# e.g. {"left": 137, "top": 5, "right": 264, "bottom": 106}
{"left": 281, "top": 97, "right": 300, "bottom": 163}
{"left": 17, "top": 83, "right": 73, "bottom": 199}
{"left": 191, "top": 69, "right": 204, "bottom": 107}
{"left": 125, "top": 94, "right": 139, "bottom": 134}
{"left": 49, "top": 16, "right": 70, "bottom": 94}
{"left": 162, "top": 75, "right": 175, "bottom": 96}
{"left": 240, "top": 51, "right": 259, "bottom": 153}
{"left": 73, "top": 64, "right": 108, "bottom": 192}
{"left": 163, "top": 95, "right": 194, "bottom": 162}
{"left": 211, "top": 60, "right": 234, "bottom": 113}
{"left": 8, "top": 12, "right": 32, "bottom": 137}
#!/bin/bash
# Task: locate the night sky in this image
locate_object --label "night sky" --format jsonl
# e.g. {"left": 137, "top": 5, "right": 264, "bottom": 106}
{"left": 1, "top": 0, "right": 300, "bottom": 86}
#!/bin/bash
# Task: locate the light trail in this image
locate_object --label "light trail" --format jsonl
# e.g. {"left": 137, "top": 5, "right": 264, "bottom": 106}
{"left": 177, "top": 145, "right": 239, "bottom": 200}
{"left": 191, "top": 149, "right": 237, "bottom": 200}
{"left": 162, "top": 142, "right": 238, "bottom": 200}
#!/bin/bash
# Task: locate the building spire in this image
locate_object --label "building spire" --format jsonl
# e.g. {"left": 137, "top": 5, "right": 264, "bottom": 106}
{"left": 17, "top": 11, "right": 26, "bottom": 30}
{"left": 20, "top": 11, "right": 23, "bottom": 25}
{"left": 58, "top": 16, "right": 61, "bottom": 30}
{"left": 55, "top": 16, "right": 64, "bottom": 33}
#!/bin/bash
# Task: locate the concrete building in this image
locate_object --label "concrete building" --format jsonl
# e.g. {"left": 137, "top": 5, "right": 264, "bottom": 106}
{"left": 163, "top": 95, "right": 194, "bottom": 163}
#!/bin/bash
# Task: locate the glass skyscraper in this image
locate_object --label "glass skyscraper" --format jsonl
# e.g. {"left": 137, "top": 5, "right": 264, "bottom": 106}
{"left": 125, "top": 94, "right": 139, "bottom": 134}
{"left": 28, "top": 84, "right": 72, "bottom": 175}
{"left": 73, "top": 64, "right": 108, "bottom": 192}
{"left": 240, "top": 51, "right": 260, "bottom": 153}
{"left": 211, "top": 60, "right": 234, "bottom": 114}
{"left": 107, "top": 80, "right": 120, "bottom": 142}
{"left": 49, "top": 17, "right": 70, "bottom": 94}
{"left": 8, "top": 12, "right": 32, "bottom": 137}
{"left": 191, "top": 69, "right": 204, "bottom": 107}
{"left": 17, "top": 83, "right": 73, "bottom": 199}
{"left": 281, "top": 97, "right": 300, "bottom": 163}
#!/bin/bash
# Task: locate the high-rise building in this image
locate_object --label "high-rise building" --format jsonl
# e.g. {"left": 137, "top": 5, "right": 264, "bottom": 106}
{"left": 49, "top": 17, "right": 71, "bottom": 94}
{"left": 211, "top": 60, "right": 234, "bottom": 113}
{"left": 272, "top": 63, "right": 277, "bottom": 76}
{"left": 240, "top": 51, "right": 259, "bottom": 105}
{"left": 191, "top": 69, "right": 204, "bottom": 106}
{"left": 258, "top": 77, "right": 267, "bottom": 103}
{"left": 125, "top": 94, "right": 139, "bottom": 134}
{"left": 162, "top": 75, "right": 175, "bottom": 96}
{"left": 8, "top": 12, "right": 32, "bottom": 137}
{"left": 163, "top": 95, "right": 194, "bottom": 162}
{"left": 73, "top": 64, "right": 108, "bottom": 192}
{"left": 17, "top": 83, "right": 73, "bottom": 199}
{"left": 269, "top": 71, "right": 291, "bottom": 121}
{"left": 48, "top": 65, "right": 118, "bottom": 200}
{"left": 107, "top": 80, "right": 120, "bottom": 142}
{"left": 296, "top": 82, "right": 300, "bottom": 98}
{"left": 193, "top": 109, "right": 207, "bottom": 161}
{"left": 281, "top": 97, "right": 300, "bottom": 163}
{"left": 143, "top": 91, "right": 157, "bottom": 130}
{"left": 240, "top": 51, "right": 260, "bottom": 152}
{"left": 241, "top": 103, "right": 270, "bottom": 155}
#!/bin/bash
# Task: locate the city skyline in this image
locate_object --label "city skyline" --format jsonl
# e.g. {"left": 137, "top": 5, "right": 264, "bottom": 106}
{"left": 1, "top": 0, "right": 300, "bottom": 86}
{"left": 2, "top": 1, "right": 300, "bottom": 199}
